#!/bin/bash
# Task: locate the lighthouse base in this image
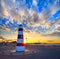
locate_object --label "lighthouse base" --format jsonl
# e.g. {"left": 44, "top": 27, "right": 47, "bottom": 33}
{"left": 16, "top": 46, "right": 25, "bottom": 52}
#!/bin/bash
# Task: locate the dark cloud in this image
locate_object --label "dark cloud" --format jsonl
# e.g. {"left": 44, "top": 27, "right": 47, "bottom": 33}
{"left": 33, "top": 13, "right": 39, "bottom": 23}
{"left": 0, "top": 0, "right": 3, "bottom": 17}
{"left": 50, "top": 32, "right": 60, "bottom": 36}
{"left": 43, "top": 32, "right": 60, "bottom": 37}
{"left": 0, "top": 35, "right": 4, "bottom": 40}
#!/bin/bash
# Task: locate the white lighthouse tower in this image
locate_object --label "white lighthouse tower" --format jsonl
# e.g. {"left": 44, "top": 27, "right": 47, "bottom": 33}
{"left": 16, "top": 24, "right": 25, "bottom": 52}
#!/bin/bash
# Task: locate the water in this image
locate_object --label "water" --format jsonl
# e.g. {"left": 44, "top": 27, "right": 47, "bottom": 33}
{"left": 0, "top": 43, "right": 60, "bottom": 59}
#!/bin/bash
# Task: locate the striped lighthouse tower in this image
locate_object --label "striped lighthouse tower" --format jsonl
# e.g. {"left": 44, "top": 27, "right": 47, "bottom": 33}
{"left": 16, "top": 24, "right": 25, "bottom": 52}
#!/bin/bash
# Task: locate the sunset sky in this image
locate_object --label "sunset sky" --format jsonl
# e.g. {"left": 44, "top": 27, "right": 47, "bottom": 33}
{"left": 0, "top": 0, "right": 60, "bottom": 43}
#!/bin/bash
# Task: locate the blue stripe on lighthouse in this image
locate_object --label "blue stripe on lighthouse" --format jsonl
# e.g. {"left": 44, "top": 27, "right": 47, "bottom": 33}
{"left": 16, "top": 46, "right": 25, "bottom": 52}
{"left": 18, "top": 31, "right": 23, "bottom": 35}
{"left": 17, "top": 39, "right": 23, "bottom": 43}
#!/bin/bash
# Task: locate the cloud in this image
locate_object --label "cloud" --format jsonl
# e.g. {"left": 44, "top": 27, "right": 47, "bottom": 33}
{"left": 46, "top": 32, "right": 60, "bottom": 37}
{"left": 0, "top": 35, "right": 4, "bottom": 40}
{"left": 0, "top": 0, "right": 60, "bottom": 35}
{"left": 2, "top": 26, "right": 10, "bottom": 31}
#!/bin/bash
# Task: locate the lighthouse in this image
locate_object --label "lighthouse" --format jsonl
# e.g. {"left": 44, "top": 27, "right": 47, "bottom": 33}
{"left": 16, "top": 24, "right": 25, "bottom": 52}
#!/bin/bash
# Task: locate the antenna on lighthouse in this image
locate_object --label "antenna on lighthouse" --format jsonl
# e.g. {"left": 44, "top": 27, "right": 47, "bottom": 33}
{"left": 16, "top": 24, "right": 25, "bottom": 52}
